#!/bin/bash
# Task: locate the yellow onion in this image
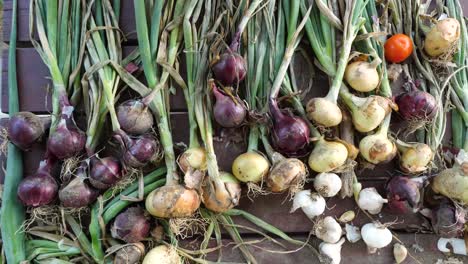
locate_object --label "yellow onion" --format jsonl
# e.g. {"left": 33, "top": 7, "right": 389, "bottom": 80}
{"left": 114, "top": 243, "right": 145, "bottom": 264}
{"left": 396, "top": 140, "right": 433, "bottom": 174}
{"left": 145, "top": 185, "right": 201, "bottom": 218}
{"left": 202, "top": 172, "right": 241, "bottom": 213}
{"left": 424, "top": 18, "right": 460, "bottom": 57}
{"left": 178, "top": 147, "right": 207, "bottom": 173}
{"left": 359, "top": 133, "right": 396, "bottom": 165}
{"left": 432, "top": 150, "right": 468, "bottom": 204}
{"left": 142, "top": 245, "right": 180, "bottom": 264}
{"left": 308, "top": 138, "right": 348, "bottom": 173}
{"left": 232, "top": 151, "right": 269, "bottom": 183}
{"left": 341, "top": 90, "right": 396, "bottom": 133}
{"left": 344, "top": 61, "right": 380, "bottom": 92}
{"left": 306, "top": 98, "right": 342, "bottom": 127}
{"left": 267, "top": 152, "right": 307, "bottom": 193}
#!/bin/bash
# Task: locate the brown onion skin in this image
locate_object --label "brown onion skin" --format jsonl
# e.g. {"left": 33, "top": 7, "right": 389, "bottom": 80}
{"left": 89, "top": 157, "right": 123, "bottom": 189}
{"left": 117, "top": 99, "right": 154, "bottom": 135}
{"left": 211, "top": 52, "right": 247, "bottom": 86}
{"left": 111, "top": 207, "right": 151, "bottom": 243}
{"left": 8, "top": 112, "right": 44, "bottom": 151}
{"left": 431, "top": 201, "right": 466, "bottom": 238}
{"left": 201, "top": 174, "right": 241, "bottom": 213}
{"left": 269, "top": 99, "right": 310, "bottom": 157}
{"left": 18, "top": 159, "right": 58, "bottom": 207}
{"left": 267, "top": 157, "right": 307, "bottom": 193}
{"left": 385, "top": 176, "right": 421, "bottom": 214}
{"left": 212, "top": 84, "right": 246, "bottom": 128}
{"left": 395, "top": 88, "right": 437, "bottom": 121}
{"left": 146, "top": 185, "right": 200, "bottom": 218}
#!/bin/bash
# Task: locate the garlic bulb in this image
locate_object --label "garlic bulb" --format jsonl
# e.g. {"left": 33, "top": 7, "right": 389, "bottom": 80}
{"left": 314, "top": 173, "right": 342, "bottom": 197}
{"left": 291, "top": 190, "right": 326, "bottom": 219}
{"left": 319, "top": 238, "right": 346, "bottom": 264}
{"left": 314, "top": 216, "right": 342, "bottom": 243}
{"left": 361, "top": 222, "right": 393, "bottom": 254}
{"left": 357, "top": 187, "right": 388, "bottom": 214}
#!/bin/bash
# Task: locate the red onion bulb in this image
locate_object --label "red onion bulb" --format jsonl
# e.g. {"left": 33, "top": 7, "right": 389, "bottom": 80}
{"left": 211, "top": 52, "right": 246, "bottom": 86}
{"left": 395, "top": 88, "right": 437, "bottom": 121}
{"left": 89, "top": 157, "right": 123, "bottom": 189}
{"left": 385, "top": 176, "right": 421, "bottom": 214}
{"left": 117, "top": 100, "right": 154, "bottom": 135}
{"left": 59, "top": 165, "right": 99, "bottom": 207}
{"left": 212, "top": 84, "right": 246, "bottom": 128}
{"left": 17, "top": 159, "right": 58, "bottom": 207}
{"left": 47, "top": 107, "right": 85, "bottom": 159}
{"left": 111, "top": 207, "right": 151, "bottom": 243}
{"left": 8, "top": 112, "right": 44, "bottom": 150}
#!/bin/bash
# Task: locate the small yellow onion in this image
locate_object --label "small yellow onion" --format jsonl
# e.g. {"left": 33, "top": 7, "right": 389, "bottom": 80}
{"left": 145, "top": 185, "right": 201, "bottom": 218}
{"left": 142, "top": 245, "right": 180, "bottom": 264}
{"left": 178, "top": 147, "right": 207, "bottom": 173}
{"left": 432, "top": 150, "right": 468, "bottom": 204}
{"left": 308, "top": 138, "right": 348, "bottom": 173}
{"left": 359, "top": 133, "right": 397, "bottom": 164}
{"left": 396, "top": 140, "right": 433, "bottom": 173}
{"left": 424, "top": 18, "right": 460, "bottom": 57}
{"left": 232, "top": 151, "right": 269, "bottom": 183}
{"left": 201, "top": 172, "right": 241, "bottom": 213}
{"left": 114, "top": 242, "right": 145, "bottom": 264}
{"left": 344, "top": 61, "right": 380, "bottom": 92}
{"left": 306, "top": 98, "right": 343, "bottom": 127}
{"left": 267, "top": 152, "right": 307, "bottom": 193}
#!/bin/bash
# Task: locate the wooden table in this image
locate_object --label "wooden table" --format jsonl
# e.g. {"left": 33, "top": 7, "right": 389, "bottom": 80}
{"left": 2, "top": 1, "right": 468, "bottom": 263}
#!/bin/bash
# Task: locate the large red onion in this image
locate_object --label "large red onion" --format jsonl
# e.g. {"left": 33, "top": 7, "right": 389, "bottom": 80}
{"left": 47, "top": 106, "right": 85, "bottom": 159}
{"left": 385, "top": 176, "right": 421, "bottom": 214}
{"left": 395, "top": 86, "right": 437, "bottom": 121}
{"left": 8, "top": 112, "right": 44, "bottom": 151}
{"left": 89, "top": 156, "right": 123, "bottom": 189}
{"left": 211, "top": 52, "right": 246, "bottom": 86}
{"left": 212, "top": 84, "right": 246, "bottom": 128}
{"left": 17, "top": 158, "right": 58, "bottom": 207}
{"left": 115, "top": 131, "right": 160, "bottom": 168}
{"left": 59, "top": 164, "right": 99, "bottom": 207}
{"left": 111, "top": 207, "right": 151, "bottom": 243}
{"left": 269, "top": 99, "right": 310, "bottom": 157}
{"left": 431, "top": 201, "right": 466, "bottom": 238}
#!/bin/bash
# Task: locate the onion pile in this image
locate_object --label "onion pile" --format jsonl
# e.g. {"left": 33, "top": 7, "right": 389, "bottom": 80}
{"left": 7, "top": 112, "right": 44, "bottom": 150}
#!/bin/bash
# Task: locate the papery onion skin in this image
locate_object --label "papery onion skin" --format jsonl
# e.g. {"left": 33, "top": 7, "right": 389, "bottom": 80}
{"left": 212, "top": 85, "right": 246, "bottom": 128}
{"left": 117, "top": 100, "right": 154, "bottom": 135}
{"left": 146, "top": 185, "right": 200, "bottom": 218}
{"left": 111, "top": 207, "right": 151, "bottom": 243}
{"left": 424, "top": 18, "right": 460, "bottom": 57}
{"left": 232, "top": 151, "right": 269, "bottom": 183}
{"left": 142, "top": 245, "right": 181, "bottom": 264}
{"left": 344, "top": 61, "right": 379, "bottom": 92}
{"left": 431, "top": 202, "right": 466, "bottom": 238}
{"left": 178, "top": 147, "right": 207, "bottom": 173}
{"left": 385, "top": 176, "right": 421, "bottom": 214}
{"left": 202, "top": 172, "right": 241, "bottom": 213}
{"left": 395, "top": 90, "right": 437, "bottom": 121}
{"left": 89, "top": 157, "right": 123, "bottom": 189}
{"left": 18, "top": 160, "right": 58, "bottom": 207}
{"left": 211, "top": 52, "right": 247, "bottom": 86}
{"left": 308, "top": 139, "right": 348, "bottom": 173}
{"left": 8, "top": 112, "right": 44, "bottom": 151}
{"left": 359, "top": 135, "right": 397, "bottom": 164}
{"left": 114, "top": 242, "right": 145, "bottom": 264}
{"left": 306, "top": 98, "right": 342, "bottom": 127}
{"left": 267, "top": 156, "right": 307, "bottom": 193}
{"left": 59, "top": 176, "right": 98, "bottom": 208}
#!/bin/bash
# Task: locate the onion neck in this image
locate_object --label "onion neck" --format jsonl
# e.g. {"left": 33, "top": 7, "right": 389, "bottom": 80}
{"left": 376, "top": 114, "right": 391, "bottom": 136}
{"left": 229, "top": 0, "right": 263, "bottom": 51}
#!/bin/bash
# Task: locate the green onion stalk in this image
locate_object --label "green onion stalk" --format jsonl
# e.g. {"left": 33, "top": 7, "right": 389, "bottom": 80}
{"left": 30, "top": 0, "right": 87, "bottom": 161}
{"left": 1, "top": 0, "right": 26, "bottom": 262}
{"left": 304, "top": 0, "right": 369, "bottom": 128}
{"left": 447, "top": 0, "right": 468, "bottom": 151}
{"left": 25, "top": 238, "right": 81, "bottom": 262}
{"left": 134, "top": 0, "right": 202, "bottom": 219}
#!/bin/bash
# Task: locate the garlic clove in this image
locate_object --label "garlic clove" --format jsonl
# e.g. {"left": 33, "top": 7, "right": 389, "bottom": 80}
{"left": 345, "top": 224, "right": 361, "bottom": 243}
{"left": 338, "top": 211, "right": 356, "bottom": 223}
{"left": 393, "top": 243, "right": 408, "bottom": 264}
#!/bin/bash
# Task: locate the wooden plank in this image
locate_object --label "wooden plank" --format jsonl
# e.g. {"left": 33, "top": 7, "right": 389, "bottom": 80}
{"left": 181, "top": 233, "right": 468, "bottom": 263}
{"left": 1, "top": 47, "right": 187, "bottom": 113}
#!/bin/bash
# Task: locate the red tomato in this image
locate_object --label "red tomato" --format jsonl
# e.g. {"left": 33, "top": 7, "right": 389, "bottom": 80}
{"left": 384, "top": 34, "right": 413, "bottom": 63}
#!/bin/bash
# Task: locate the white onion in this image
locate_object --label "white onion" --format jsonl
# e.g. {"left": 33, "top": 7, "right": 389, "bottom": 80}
{"left": 291, "top": 190, "right": 326, "bottom": 219}
{"left": 313, "top": 173, "right": 342, "bottom": 197}
{"left": 357, "top": 187, "right": 388, "bottom": 214}
{"left": 361, "top": 222, "right": 392, "bottom": 254}
{"left": 314, "top": 216, "right": 342, "bottom": 243}
{"left": 142, "top": 245, "right": 180, "bottom": 264}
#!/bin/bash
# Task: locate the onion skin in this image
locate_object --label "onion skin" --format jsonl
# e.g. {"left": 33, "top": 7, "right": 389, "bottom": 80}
{"left": 89, "top": 157, "right": 123, "bottom": 189}
{"left": 17, "top": 160, "right": 58, "bottom": 207}
{"left": 431, "top": 202, "right": 466, "bottom": 238}
{"left": 267, "top": 155, "right": 307, "bottom": 193}
{"left": 211, "top": 52, "right": 247, "bottom": 86}
{"left": 146, "top": 185, "right": 200, "bottom": 218}
{"left": 178, "top": 147, "right": 207, "bottom": 173}
{"left": 308, "top": 139, "right": 348, "bottom": 173}
{"left": 212, "top": 85, "right": 246, "bottom": 128}
{"left": 395, "top": 89, "right": 437, "bottom": 121}
{"left": 270, "top": 99, "right": 310, "bottom": 157}
{"left": 306, "top": 98, "right": 342, "bottom": 127}
{"left": 385, "top": 176, "right": 421, "bottom": 214}
{"left": 8, "top": 112, "right": 44, "bottom": 150}
{"left": 201, "top": 172, "right": 241, "bottom": 213}
{"left": 344, "top": 61, "right": 379, "bottom": 92}
{"left": 117, "top": 100, "right": 154, "bottom": 135}
{"left": 111, "top": 207, "right": 151, "bottom": 243}
{"left": 59, "top": 165, "right": 99, "bottom": 208}
{"left": 47, "top": 116, "right": 86, "bottom": 159}
{"left": 232, "top": 151, "right": 269, "bottom": 183}
{"left": 359, "top": 134, "right": 397, "bottom": 164}
{"left": 424, "top": 18, "right": 460, "bottom": 57}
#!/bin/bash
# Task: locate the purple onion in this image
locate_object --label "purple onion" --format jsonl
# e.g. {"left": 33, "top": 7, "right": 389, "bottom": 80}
{"left": 212, "top": 84, "right": 246, "bottom": 128}
{"left": 115, "top": 131, "right": 160, "bottom": 168}
{"left": 89, "top": 157, "right": 123, "bottom": 189}
{"left": 395, "top": 88, "right": 437, "bottom": 121}
{"left": 47, "top": 106, "right": 85, "bottom": 159}
{"left": 117, "top": 100, "right": 154, "bottom": 135}
{"left": 385, "top": 176, "right": 421, "bottom": 214}
{"left": 111, "top": 207, "right": 151, "bottom": 243}
{"left": 8, "top": 112, "right": 44, "bottom": 151}
{"left": 269, "top": 99, "right": 310, "bottom": 157}
{"left": 211, "top": 52, "right": 246, "bottom": 86}
{"left": 59, "top": 164, "right": 99, "bottom": 207}
{"left": 431, "top": 201, "right": 466, "bottom": 238}
{"left": 18, "top": 159, "right": 58, "bottom": 207}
